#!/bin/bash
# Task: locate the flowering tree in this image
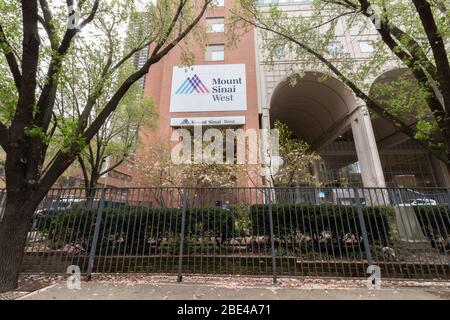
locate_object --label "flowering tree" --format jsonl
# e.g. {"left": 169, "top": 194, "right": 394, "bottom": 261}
{"left": 270, "top": 121, "right": 318, "bottom": 187}
{"left": 138, "top": 137, "right": 243, "bottom": 189}
{"left": 137, "top": 137, "right": 243, "bottom": 208}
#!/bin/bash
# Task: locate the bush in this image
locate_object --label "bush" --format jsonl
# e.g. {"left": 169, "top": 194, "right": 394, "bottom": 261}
{"left": 39, "top": 207, "right": 233, "bottom": 255}
{"left": 249, "top": 204, "right": 394, "bottom": 247}
{"left": 35, "top": 204, "right": 395, "bottom": 256}
{"left": 413, "top": 206, "right": 450, "bottom": 251}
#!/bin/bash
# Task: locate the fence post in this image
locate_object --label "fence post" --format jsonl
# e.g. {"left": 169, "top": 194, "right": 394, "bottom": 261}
{"left": 447, "top": 189, "right": 450, "bottom": 253}
{"left": 447, "top": 188, "right": 450, "bottom": 210}
{"left": 354, "top": 188, "right": 373, "bottom": 267}
{"left": 177, "top": 189, "right": 188, "bottom": 283}
{"left": 86, "top": 188, "right": 107, "bottom": 281}
{"left": 267, "top": 189, "right": 277, "bottom": 284}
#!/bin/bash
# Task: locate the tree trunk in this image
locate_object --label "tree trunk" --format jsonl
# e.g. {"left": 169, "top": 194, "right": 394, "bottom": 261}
{"left": 0, "top": 198, "right": 35, "bottom": 293}
{"left": 84, "top": 172, "right": 99, "bottom": 206}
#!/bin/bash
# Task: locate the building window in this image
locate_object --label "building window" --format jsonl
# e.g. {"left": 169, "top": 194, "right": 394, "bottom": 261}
{"left": 205, "top": 44, "right": 225, "bottom": 61}
{"left": 359, "top": 40, "right": 374, "bottom": 53}
{"left": 206, "top": 17, "right": 225, "bottom": 33}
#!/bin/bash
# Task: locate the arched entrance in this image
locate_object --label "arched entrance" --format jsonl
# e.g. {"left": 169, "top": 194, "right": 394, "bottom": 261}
{"left": 268, "top": 71, "right": 386, "bottom": 188}
{"left": 369, "top": 68, "right": 450, "bottom": 187}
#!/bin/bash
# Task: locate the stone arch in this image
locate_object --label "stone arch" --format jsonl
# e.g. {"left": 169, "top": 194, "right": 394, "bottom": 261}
{"left": 268, "top": 71, "right": 386, "bottom": 188}
{"left": 269, "top": 71, "right": 358, "bottom": 149}
{"left": 369, "top": 68, "right": 449, "bottom": 187}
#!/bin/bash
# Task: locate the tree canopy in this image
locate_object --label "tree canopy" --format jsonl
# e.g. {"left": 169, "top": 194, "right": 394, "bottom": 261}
{"left": 231, "top": 0, "right": 450, "bottom": 164}
{"left": 0, "top": 0, "right": 213, "bottom": 293}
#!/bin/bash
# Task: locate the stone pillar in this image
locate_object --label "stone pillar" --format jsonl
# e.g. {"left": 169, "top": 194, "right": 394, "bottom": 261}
{"left": 260, "top": 107, "right": 274, "bottom": 189}
{"left": 350, "top": 106, "right": 387, "bottom": 189}
{"left": 312, "top": 160, "right": 322, "bottom": 204}
{"left": 312, "top": 160, "right": 321, "bottom": 184}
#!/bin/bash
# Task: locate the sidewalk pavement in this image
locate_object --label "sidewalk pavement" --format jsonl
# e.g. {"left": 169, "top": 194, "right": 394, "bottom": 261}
{"left": 19, "top": 275, "right": 450, "bottom": 300}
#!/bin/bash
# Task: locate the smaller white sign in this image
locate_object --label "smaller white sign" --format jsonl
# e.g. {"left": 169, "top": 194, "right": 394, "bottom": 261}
{"left": 170, "top": 116, "right": 246, "bottom": 127}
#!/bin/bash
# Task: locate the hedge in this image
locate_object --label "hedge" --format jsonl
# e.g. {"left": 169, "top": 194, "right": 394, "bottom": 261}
{"left": 38, "top": 207, "right": 233, "bottom": 255}
{"left": 249, "top": 204, "right": 394, "bottom": 247}
{"left": 413, "top": 206, "right": 450, "bottom": 250}
{"left": 32, "top": 204, "right": 398, "bottom": 256}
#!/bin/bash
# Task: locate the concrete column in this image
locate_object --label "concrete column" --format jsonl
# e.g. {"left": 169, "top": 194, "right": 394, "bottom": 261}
{"left": 261, "top": 107, "right": 271, "bottom": 130}
{"left": 350, "top": 106, "right": 387, "bottom": 188}
{"left": 430, "top": 156, "right": 450, "bottom": 187}
{"left": 312, "top": 160, "right": 321, "bottom": 185}
{"left": 260, "top": 107, "right": 274, "bottom": 189}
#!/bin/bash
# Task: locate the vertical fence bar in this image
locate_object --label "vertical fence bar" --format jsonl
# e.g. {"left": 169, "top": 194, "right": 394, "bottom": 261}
{"left": 267, "top": 189, "right": 277, "bottom": 284}
{"left": 177, "top": 189, "right": 188, "bottom": 282}
{"left": 354, "top": 188, "right": 373, "bottom": 267}
{"left": 86, "top": 188, "right": 107, "bottom": 281}
{"left": 445, "top": 189, "right": 450, "bottom": 270}
{"left": 447, "top": 188, "right": 450, "bottom": 210}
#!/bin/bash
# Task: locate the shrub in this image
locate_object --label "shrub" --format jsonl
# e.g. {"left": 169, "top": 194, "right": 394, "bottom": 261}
{"left": 249, "top": 204, "right": 394, "bottom": 247}
{"left": 35, "top": 204, "right": 395, "bottom": 256}
{"left": 39, "top": 207, "right": 233, "bottom": 255}
{"left": 413, "top": 206, "right": 450, "bottom": 251}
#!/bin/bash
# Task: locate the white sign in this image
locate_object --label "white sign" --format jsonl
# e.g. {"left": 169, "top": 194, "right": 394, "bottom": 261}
{"left": 171, "top": 116, "right": 246, "bottom": 127}
{"left": 170, "top": 64, "right": 247, "bottom": 112}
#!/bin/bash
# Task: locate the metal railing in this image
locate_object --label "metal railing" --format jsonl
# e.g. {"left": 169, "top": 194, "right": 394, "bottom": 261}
{"left": 2, "top": 187, "right": 448, "bottom": 280}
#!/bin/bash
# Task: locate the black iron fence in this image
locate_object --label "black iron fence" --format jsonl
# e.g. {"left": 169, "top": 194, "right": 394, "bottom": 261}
{"left": 1, "top": 187, "right": 448, "bottom": 280}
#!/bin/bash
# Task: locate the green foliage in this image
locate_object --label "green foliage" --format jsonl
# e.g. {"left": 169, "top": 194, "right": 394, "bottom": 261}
{"left": 40, "top": 206, "right": 234, "bottom": 255}
{"left": 0, "top": 148, "right": 5, "bottom": 166}
{"left": 231, "top": 0, "right": 449, "bottom": 157}
{"left": 270, "top": 120, "right": 317, "bottom": 187}
{"left": 370, "top": 70, "right": 440, "bottom": 145}
{"left": 38, "top": 203, "right": 398, "bottom": 258}
{"left": 58, "top": 119, "right": 86, "bottom": 154}
{"left": 250, "top": 204, "right": 394, "bottom": 247}
{"left": 0, "top": 0, "right": 209, "bottom": 189}
{"left": 24, "top": 125, "right": 51, "bottom": 145}
{"left": 413, "top": 206, "right": 450, "bottom": 251}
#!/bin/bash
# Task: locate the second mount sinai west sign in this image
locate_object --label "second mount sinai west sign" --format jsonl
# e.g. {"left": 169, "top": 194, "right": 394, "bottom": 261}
{"left": 170, "top": 64, "right": 247, "bottom": 112}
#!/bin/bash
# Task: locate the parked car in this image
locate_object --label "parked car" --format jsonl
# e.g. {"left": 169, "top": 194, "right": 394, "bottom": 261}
{"left": 34, "top": 197, "right": 129, "bottom": 219}
{"left": 398, "top": 198, "right": 437, "bottom": 206}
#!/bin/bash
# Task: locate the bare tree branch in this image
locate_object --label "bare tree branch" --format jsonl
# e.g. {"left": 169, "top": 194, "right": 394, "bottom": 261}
{"left": 25, "top": 0, "right": 101, "bottom": 188}
{"left": 0, "top": 23, "right": 22, "bottom": 90}
{"left": 83, "top": 0, "right": 212, "bottom": 142}
{"left": 411, "top": 0, "right": 450, "bottom": 114}
{"left": 99, "top": 158, "right": 125, "bottom": 177}
{"left": 38, "top": 0, "right": 212, "bottom": 193}
{"left": 38, "top": 0, "right": 58, "bottom": 50}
